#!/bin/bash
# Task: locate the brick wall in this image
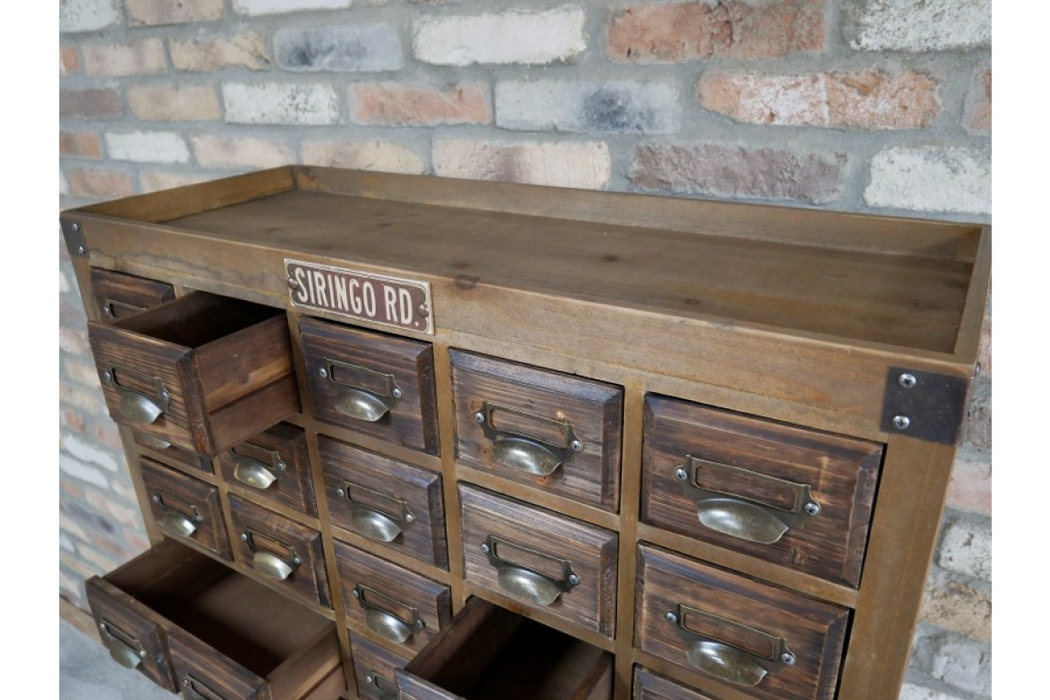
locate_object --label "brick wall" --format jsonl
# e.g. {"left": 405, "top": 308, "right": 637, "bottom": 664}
{"left": 58, "top": 2, "right": 991, "bottom": 698}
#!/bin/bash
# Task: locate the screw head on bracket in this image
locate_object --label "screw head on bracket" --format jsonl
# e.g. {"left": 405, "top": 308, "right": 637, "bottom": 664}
{"left": 664, "top": 611, "right": 678, "bottom": 624}
{"left": 898, "top": 373, "right": 918, "bottom": 389}
{"left": 77, "top": 245, "right": 86, "bottom": 255}
{"left": 318, "top": 367, "right": 328, "bottom": 378}
{"left": 568, "top": 574, "right": 580, "bottom": 586}
{"left": 392, "top": 388, "right": 404, "bottom": 399}
{"left": 287, "top": 276, "right": 299, "bottom": 290}
{"left": 804, "top": 502, "right": 821, "bottom": 517}
{"left": 480, "top": 543, "right": 490, "bottom": 554}
{"left": 780, "top": 652, "right": 796, "bottom": 666}
{"left": 474, "top": 412, "right": 485, "bottom": 424}
{"left": 892, "top": 415, "right": 911, "bottom": 431}
{"left": 570, "top": 440, "right": 583, "bottom": 452}
{"left": 674, "top": 468, "right": 688, "bottom": 481}
{"left": 240, "top": 533, "right": 249, "bottom": 541}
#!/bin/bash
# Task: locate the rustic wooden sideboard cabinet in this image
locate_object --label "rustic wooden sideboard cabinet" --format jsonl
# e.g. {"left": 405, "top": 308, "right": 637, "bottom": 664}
{"left": 62, "top": 167, "right": 990, "bottom": 700}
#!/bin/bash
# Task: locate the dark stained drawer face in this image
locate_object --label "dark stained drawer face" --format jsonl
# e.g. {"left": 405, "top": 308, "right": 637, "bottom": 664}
{"left": 140, "top": 458, "right": 230, "bottom": 560}
{"left": 642, "top": 396, "right": 883, "bottom": 587}
{"left": 633, "top": 667, "right": 718, "bottom": 700}
{"left": 227, "top": 495, "right": 331, "bottom": 608}
{"left": 458, "top": 485, "right": 619, "bottom": 639}
{"left": 133, "top": 430, "right": 213, "bottom": 473}
{"left": 85, "top": 577, "right": 175, "bottom": 691}
{"left": 334, "top": 540, "right": 451, "bottom": 655}
{"left": 320, "top": 437, "right": 448, "bottom": 569}
{"left": 300, "top": 317, "right": 439, "bottom": 455}
{"left": 397, "top": 597, "right": 613, "bottom": 700}
{"left": 88, "top": 292, "right": 299, "bottom": 456}
{"left": 349, "top": 632, "right": 412, "bottom": 700}
{"left": 636, "top": 545, "right": 849, "bottom": 700}
{"left": 90, "top": 267, "right": 175, "bottom": 321}
{"left": 450, "top": 350, "right": 624, "bottom": 511}
{"left": 218, "top": 422, "right": 316, "bottom": 517}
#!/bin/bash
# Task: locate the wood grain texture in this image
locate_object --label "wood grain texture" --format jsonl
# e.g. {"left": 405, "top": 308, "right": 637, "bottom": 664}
{"left": 635, "top": 545, "right": 848, "bottom": 700}
{"left": 632, "top": 667, "right": 719, "bottom": 700}
{"left": 89, "top": 267, "right": 174, "bottom": 320}
{"left": 450, "top": 350, "right": 623, "bottom": 511}
{"left": 301, "top": 317, "right": 439, "bottom": 455}
{"left": 132, "top": 429, "right": 214, "bottom": 474}
{"left": 228, "top": 494, "right": 331, "bottom": 609}
{"left": 458, "top": 485, "right": 619, "bottom": 640}
{"left": 642, "top": 396, "right": 883, "bottom": 587}
{"left": 218, "top": 422, "right": 317, "bottom": 517}
{"left": 320, "top": 437, "right": 448, "bottom": 570}
{"left": 333, "top": 539, "right": 452, "bottom": 656}
{"left": 140, "top": 458, "right": 231, "bottom": 560}
{"left": 348, "top": 631, "right": 412, "bottom": 700}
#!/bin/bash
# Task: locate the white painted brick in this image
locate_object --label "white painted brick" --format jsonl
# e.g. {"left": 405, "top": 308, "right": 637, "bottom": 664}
{"left": 274, "top": 25, "right": 403, "bottom": 72}
{"left": 929, "top": 636, "right": 992, "bottom": 695}
{"left": 223, "top": 83, "right": 340, "bottom": 125}
{"left": 864, "top": 147, "right": 990, "bottom": 215}
{"left": 60, "top": 533, "right": 76, "bottom": 552}
{"left": 497, "top": 80, "right": 679, "bottom": 134}
{"left": 433, "top": 139, "right": 610, "bottom": 190}
{"left": 233, "top": 0, "right": 351, "bottom": 15}
{"left": 60, "top": 267, "right": 72, "bottom": 294}
{"left": 938, "top": 518, "right": 991, "bottom": 582}
{"left": 61, "top": 433, "right": 120, "bottom": 472}
{"left": 301, "top": 139, "right": 426, "bottom": 174}
{"left": 898, "top": 683, "right": 965, "bottom": 700}
{"left": 105, "top": 131, "right": 191, "bottom": 164}
{"left": 414, "top": 6, "right": 586, "bottom": 66}
{"left": 60, "top": 171, "right": 69, "bottom": 197}
{"left": 59, "top": 454, "right": 109, "bottom": 488}
{"left": 193, "top": 135, "right": 294, "bottom": 169}
{"left": 60, "top": 513, "right": 89, "bottom": 542}
{"left": 850, "top": 0, "right": 990, "bottom": 51}
{"left": 60, "top": 0, "right": 121, "bottom": 33}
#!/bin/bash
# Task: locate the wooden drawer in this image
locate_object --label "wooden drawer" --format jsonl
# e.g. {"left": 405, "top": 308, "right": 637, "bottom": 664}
{"left": 458, "top": 485, "right": 618, "bottom": 639}
{"left": 335, "top": 540, "right": 452, "bottom": 655}
{"left": 450, "top": 351, "right": 623, "bottom": 511}
{"left": 228, "top": 495, "right": 331, "bottom": 608}
{"left": 300, "top": 318, "right": 439, "bottom": 455}
{"left": 90, "top": 267, "right": 175, "bottom": 320}
{"left": 320, "top": 437, "right": 448, "bottom": 569}
{"left": 635, "top": 545, "right": 848, "bottom": 700}
{"left": 397, "top": 596, "right": 613, "bottom": 700}
{"left": 88, "top": 291, "right": 300, "bottom": 456}
{"left": 633, "top": 667, "right": 719, "bottom": 700}
{"left": 85, "top": 539, "right": 341, "bottom": 700}
{"left": 642, "top": 396, "right": 883, "bottom": 586}
{"left": 349, "top": 632, "right": 413, "bottom": 700}
{"left": 133, "top": 429, "right": 213, "bottom": 473}
{"left": 141, "top": 457, "right": 231, "bottom": 560}
{"left": 218, "top": 423, "right": 317, "bottom": 517}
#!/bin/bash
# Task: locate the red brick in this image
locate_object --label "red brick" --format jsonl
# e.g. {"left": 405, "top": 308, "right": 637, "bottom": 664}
{"left": 351, "top": 82, "right": 491, "bottom": 126}
{"left": 128, "top": 83, "right": 221, "bottom": 121}
{"left": 60, "top": 130, "right": 102, "bottom": 158}
{"left": 964, "top": 69, "right": 991, "bottom": 135}
{"left": 125, "top": 0, "right": 224, "bottom": 26}
{"left": 66, "top": 167, "right": 135, "bottom": 199}
{"left": 60, "top": 407, "right": 86, "bottom": 432}
{"left": 698, "top": 70, "right": 939, "bottom": 129}
{"left": 140, "top": 171, "right": 216, "bottom": 192}
{"left": 60, "top": 46, "right": 80, "bottom": 75}
{"left": 170, "top": 32, "right": 270, "bottom": 72}
{"left": 82, "top": 39, "right": 167, "bottom": 77}
{"left": 60, "top": 88, "right": 124, "bottom": 119}
{"left": 609, "top": 0, "right": 823, "bottom": 63}
{"left": 59, "top": 326, "right": 90, "bottom": 355}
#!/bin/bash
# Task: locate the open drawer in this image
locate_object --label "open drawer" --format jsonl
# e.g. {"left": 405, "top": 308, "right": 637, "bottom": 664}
{"left": 84, "top": 539, "right": 343, "bottom": 700}
{"left": 396, "top": 597, "right": 612, "bottom": 700}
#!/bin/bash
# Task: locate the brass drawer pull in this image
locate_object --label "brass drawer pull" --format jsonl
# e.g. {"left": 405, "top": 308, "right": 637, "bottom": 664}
{"left": 668, "top": 603, "right": 795, "bottom": 687}
{"left": 322, "top": 358, "right": 403, "bottom": 422}
{"left": 151, "top": 493, "right": 202, "bottom": 538}
{"left": 336, "top": 481, "right": 415, "bottom": 543}
{"left": 98, "top": 619, "right": 146, "bottom": 670}
{"left": 675, "top": 456, "right": 821, "bottom": 545}
{"left": 101, "top": 297, "right": 147, "bottom": 318}
{"left": 242, "top": 528, "right": 301, "bottom": 581}
{"left": 183, "top": 674, "right": 226, "bottom": 700}
{"left": 137, "top": 433, "right": 172, "bottom": 450}
{"left": 364, "top": 670, "right": 399, "bottom": 700}
{"left": 102, "top": 365, "right": 171, "bottom": 425}
{"left": 230, "top": 442, "right": 286, "bottom": 490}
{"left": 475, "top": 401, "right": 584, "bottom": 477}
{"left": 481, "top": 534, "right": 580, "bottom": 606}
{"left": 352, "top": 584, "right": 425, "bottom": 644}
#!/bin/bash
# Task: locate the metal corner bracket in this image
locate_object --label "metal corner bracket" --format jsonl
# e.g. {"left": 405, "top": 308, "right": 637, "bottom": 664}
{"left": 880, "top": 367, "right": 972, "bottom": 445}
{"left": 61, "top": 218, "right": 87, "bottom": 257}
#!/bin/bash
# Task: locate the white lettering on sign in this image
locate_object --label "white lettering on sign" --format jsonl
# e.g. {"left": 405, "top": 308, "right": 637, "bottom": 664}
{"left": 285, "top": 259, "right": 433, "bottom": 334}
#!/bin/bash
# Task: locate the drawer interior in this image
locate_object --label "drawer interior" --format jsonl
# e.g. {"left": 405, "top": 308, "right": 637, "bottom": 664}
{"left": 114, "top": 292, "right": 282, "bottom": 348}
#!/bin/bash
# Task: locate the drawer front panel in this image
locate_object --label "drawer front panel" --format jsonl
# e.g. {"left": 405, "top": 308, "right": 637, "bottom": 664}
{"left": 140, "top": 458, "right": 231, "bottom": 560}
{"left": 85, "top": 577, "right": 175, "bottom": 691}
{"left": 218, "top": 422, "right": 316, "bottom": 517}
{"left": 633, "top": 667, "right": 718, "bottom": 700}
{"left": 349, "top": 632, "right": 412, "bottom": 700}
{"left": 450, "top": 350, "right": 623, "bottom": 511}
{"left": 458, "top": 484, "right": 619, "bottom": 639}
{"left": 300, "top": 318, "right": 439, "bottom": 455}
{"left": 227, "top": 495, "right": 330, "bottom": 608}
{"left": 90, "top": 268, "right": 175, "bottom": 320}
{"left": 168, "top": 628, "right": 264, "bottom": 700}
{"left": 320, "top": 437, "right": 447, "bottom": 569}
{"left": 642, "top": 396, "right": 883, "bottom": 586}
{"left": 636, "top": 545, "right": 849, "bottom": 700}
{"left": 334, "top": 540, "right": 451, "bottom": 655}
{"left": 133, "top": 430, "right": 213, "bottom": 473}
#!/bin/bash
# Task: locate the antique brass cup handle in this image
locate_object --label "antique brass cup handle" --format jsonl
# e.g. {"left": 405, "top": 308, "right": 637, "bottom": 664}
{"left": 243, "top": 528, "right": 301, "bottom": 581}
{"left": 353, "top": 584, "right": 426, "bottom": 644}
{"left": 151, "top": 493, "right": 202, "bottom": 538}
{"left": 102, "top": 365, "right": 171, "bottom": 425}
{"left": 322, "top": 358, "right": 403, "bottom": 422}
{"left": 363, "top": 670, "right": 399, "bottom": 700}
{"left": 481, "top": 534, "right": 580, "bottom": 607}
{"left": 336, "top": 481, "right": 415, "bottom": 543}
{"left": 475, "top": 401, "right": 583, "bottom": 477}
{"left": 230, "top": 443, "right": 286, "bottom": 490}
{"left": 675, "top": 456, "right": 821, "bottom": 545}
{"left": 137, "top": 433, "right": 172, "bottom": 450}
{"left": 99, "top": 620, "right": 145, "bottom": 670}
{"left": 669, "top": 603, "right": 796, "bottom": 687}
{"left": 101, "top": 297, "right": 147, "bottom": 319}
{"left": 182, "top": 674, "right": 226, "bottom": 700}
